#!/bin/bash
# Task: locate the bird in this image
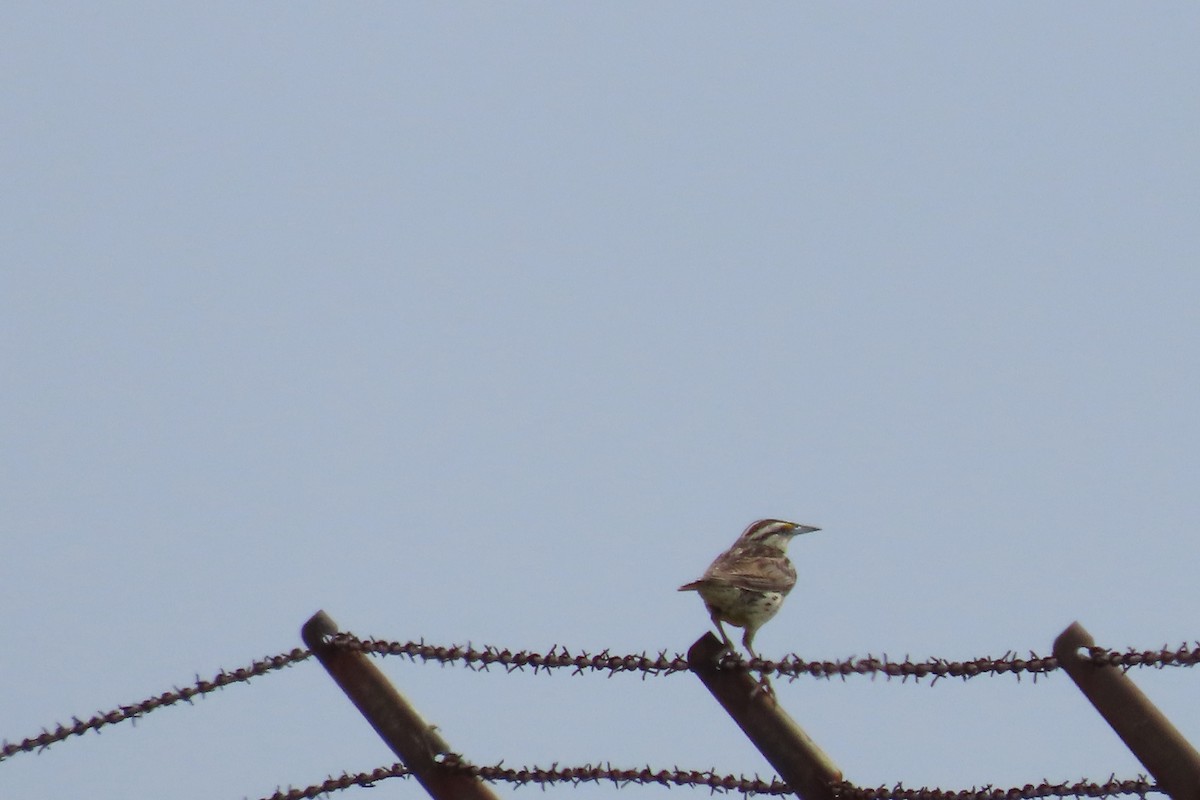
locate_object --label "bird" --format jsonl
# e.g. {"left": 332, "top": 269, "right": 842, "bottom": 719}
{"left": 679, "top": 519, "right": 821, "bottom": 663}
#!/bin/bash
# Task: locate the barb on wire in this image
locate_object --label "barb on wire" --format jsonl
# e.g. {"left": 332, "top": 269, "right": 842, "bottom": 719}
{"left": 329, "top": 633, "right": 1200, "bottom": 683}
{"left": 256, "top": 762, "right": 1165, "bottom": 800}
{"left": 0, "top": 649, "right": 310, "bottom": 762}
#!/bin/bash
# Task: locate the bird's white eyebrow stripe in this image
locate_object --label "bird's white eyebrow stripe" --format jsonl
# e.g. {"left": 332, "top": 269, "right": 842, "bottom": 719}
{"left": 742, "top": 519, "right": 794, "bottom": 539}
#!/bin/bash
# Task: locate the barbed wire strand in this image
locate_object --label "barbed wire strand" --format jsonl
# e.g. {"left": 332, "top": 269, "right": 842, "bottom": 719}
{"left": 833, "top": 777, "right": 1163, "bottom": 800}
{"left": 329, "top": 633, "right": 1200, "bottom": 684}
{"left": 0, "top": 648, "right": 311, "bottom": 762}
{"left": 254, "top": 761, "right": 1164, "bottom": 800}
{"left": 5, "top": 635, "right": 1199, "bottom": 762}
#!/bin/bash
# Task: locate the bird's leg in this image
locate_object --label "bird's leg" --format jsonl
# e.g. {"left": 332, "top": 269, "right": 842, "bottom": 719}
{"left": 711, "top": 615, "right": 739, "bottom": 657}
{"left": 744, "top": 628, "right": 775, "bottom": 699}
{"left": 742, "top": 628, "right": 760, "bottom": 663}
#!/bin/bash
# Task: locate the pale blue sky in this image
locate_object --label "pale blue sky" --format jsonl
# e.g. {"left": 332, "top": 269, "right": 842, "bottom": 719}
{"left": 3, "top": 4, "right": 1199, "bottom": 799}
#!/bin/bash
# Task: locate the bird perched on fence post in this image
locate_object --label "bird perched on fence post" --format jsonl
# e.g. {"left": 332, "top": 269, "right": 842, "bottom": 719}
{"left": 679, "top": 519, "right": 821, "bottom": 667}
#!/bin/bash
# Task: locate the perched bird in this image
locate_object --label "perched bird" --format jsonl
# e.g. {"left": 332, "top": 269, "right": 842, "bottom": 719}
{"left": 679, "top": 519, "right": 821, "bottom": 661}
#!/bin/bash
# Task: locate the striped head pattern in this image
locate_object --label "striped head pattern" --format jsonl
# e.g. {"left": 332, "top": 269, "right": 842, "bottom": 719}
{"left": 736, "top": 518, "right": 821, "bottom": 551}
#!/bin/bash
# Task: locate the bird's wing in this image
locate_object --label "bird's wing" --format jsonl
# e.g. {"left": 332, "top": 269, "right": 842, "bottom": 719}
{"left": 702, "top": 554, "right": 797, "bottom": 594}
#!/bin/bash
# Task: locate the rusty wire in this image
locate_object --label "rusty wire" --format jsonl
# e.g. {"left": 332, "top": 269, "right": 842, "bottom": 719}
{"left": 257, "top": 761, "right": 792, "bottom": 798}
{"left": 832, "top": 778, "right": 1164, "bottom": 800}
{"left": 4, "top": 636, "right": 1199, "bottom": 763}
{"left": 329, "top": 633, "right": 1200, "bottom": 684}
{"left": 0, "top": 648, "right": 310, "bottom": 762}
{"left": 255, "top": 762, "right": 1164, "bottom": 800}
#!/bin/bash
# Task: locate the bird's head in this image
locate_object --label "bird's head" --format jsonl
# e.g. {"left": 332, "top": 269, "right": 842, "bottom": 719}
{"left": 739, "top": 518, "right": 821, "bottom": 550}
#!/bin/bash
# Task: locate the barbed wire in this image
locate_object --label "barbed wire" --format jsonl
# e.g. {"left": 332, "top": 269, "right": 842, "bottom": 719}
{"left": 0, "top": 648, "right": 310, "bottom": 762}
{"left": 329, "top": 633, "right": 1200, "bottom": 684}
{"left": 4, "top": 635, "right": 1199, "bottom": 763}
{"left": 255, "top": 761, "right": 1164, "bottom": 800}
{"left": 832, "top": 778, "right": 1163, "bottom": 800}
{"left": 256, "top": 761, "right": 792, "bottom": 798}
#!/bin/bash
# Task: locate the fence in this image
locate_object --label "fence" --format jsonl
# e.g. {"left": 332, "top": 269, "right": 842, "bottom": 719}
{"left": 4, "top": 612, "right": 1199, "bottom": 799}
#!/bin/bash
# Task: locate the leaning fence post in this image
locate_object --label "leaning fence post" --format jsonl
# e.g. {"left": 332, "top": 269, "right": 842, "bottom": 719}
{"left": 687, "top": 632, "right": 843, "bottom": 800}
{"left": 1053, "top": 621, "right": 1200, "bottom": 800}
{"left": 301, "top": 610, "right": 499, "bottom": 800}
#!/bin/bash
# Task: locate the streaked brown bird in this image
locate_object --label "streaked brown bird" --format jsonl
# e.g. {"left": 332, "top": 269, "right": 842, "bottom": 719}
{"left": 679, "top": 518, "right": 821, "bottom": 661}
